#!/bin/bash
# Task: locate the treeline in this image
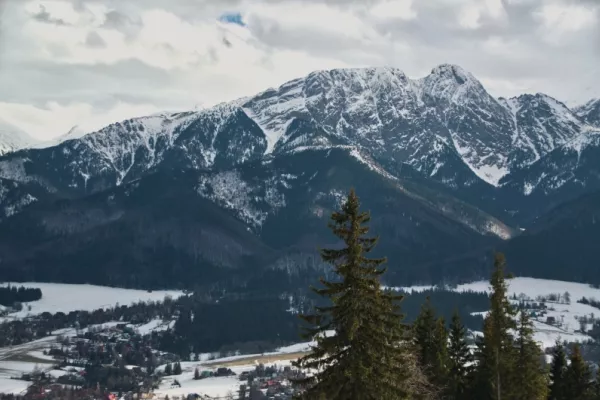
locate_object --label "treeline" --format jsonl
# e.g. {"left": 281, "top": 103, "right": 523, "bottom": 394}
{"left": 157, "top": 297, "right": 300, "bottom": 356}
{"left": 0, "top": 285, "right": 42, "bottom": 307}
{"left": 580, "top": 296, "right": 600, "bottom": 310}
{"left": 292, "top": 189, "right": 600, "bottom": 400}
{"left": 396, "top": 288, "right": 488, "bottom": 331}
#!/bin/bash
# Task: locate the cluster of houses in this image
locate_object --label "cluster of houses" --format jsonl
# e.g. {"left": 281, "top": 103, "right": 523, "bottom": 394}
{"left": 236, "top": 364, "right": 306, "bottom": 399}
{"left": 5, "top": 322, "right": 184, "bottom": 400}
{"left": 3, "top": 321, "right": 312, "bottom": 400}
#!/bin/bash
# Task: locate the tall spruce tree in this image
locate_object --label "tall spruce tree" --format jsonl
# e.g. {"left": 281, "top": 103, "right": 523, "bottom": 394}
{"left": 565, "top": 344, "right": 593, "bottom": 400}
{"left": 413, "top": 299, "right": 449, "bottom": 389}
{"left": 548, "top": 340, "right": 569, "bottom": 400}
{"left": 432, "top": 317, "right": 450, "bottom": 389}
{"left": 414, "top": 298, "right": 437, "bottom": 372}
{"left": 293, "top": 189, "right": 432, "bottom": 400}
{"left": 472, "top": 253, "right": 517, "bottom": 400}
{"left": 447, "top": 311, "right": 473, "bottom": 400}
{"left": 514, "top": 310, "right": 548, "bottom": 400}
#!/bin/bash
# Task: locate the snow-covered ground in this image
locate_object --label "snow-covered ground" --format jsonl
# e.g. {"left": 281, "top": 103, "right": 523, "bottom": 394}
{"left": 396, "top": 277, "right": 600, "bottom": 347}
{"left": 155, "top": 361, "right": 295, "bottom": 399}
{"left": 0, "top": 355, "right": 56, "bottom": 394}
{"left": 135, "top": 319, "right": 175, "bottom": 335}
{"left": 456, "top": 278, "right": 600, "bottom": 345}
{"left": 0, "top": 282, "right": 184, "bottom": 320}
{"left": 454, "top": 277, "right": 600, "bottom": 347}
{"left": 0, "top": 378, "right": 29, "bottom": 396}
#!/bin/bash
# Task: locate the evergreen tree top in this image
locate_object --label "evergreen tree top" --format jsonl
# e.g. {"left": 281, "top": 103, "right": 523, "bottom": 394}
{"left": 294, "top": 189, "right": 434, "bottom": 399}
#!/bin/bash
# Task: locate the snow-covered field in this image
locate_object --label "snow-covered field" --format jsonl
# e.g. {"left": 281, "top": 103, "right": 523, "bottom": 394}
{"left": 455, "top": 277, "right": 600, "bottom": 347}
{"left": 394, "top": 277, "right": 600, "bottom": 347}
{"left": 2, "top": 278, "right": 600, "bottom": 395}
{"left": 0, "top": 282, "right": 184, "bottom": 320}
{"left": 155, "top": 360, "right": 295, "bottom": 398}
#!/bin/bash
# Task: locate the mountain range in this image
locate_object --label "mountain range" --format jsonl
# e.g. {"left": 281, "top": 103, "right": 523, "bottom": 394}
{"left": 0, "top": 64, "right": 598, "bottom": 290}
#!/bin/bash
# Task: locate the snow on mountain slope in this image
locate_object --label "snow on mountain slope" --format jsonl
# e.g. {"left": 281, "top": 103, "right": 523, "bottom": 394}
{"left": 575, "top": 98, "right": 600, "bottom": 127}
{"left": 0, "top": 178, "right": 38, "bottom": 220}
{"left": 241, "top": 64, "right": 583, "bottom": 187}
{"left": 501, "top": 128, "right": 600, "bottom": 200}
{"left": 0, "top": 120, "right": 38, "bottom": 155}
{"left": 31, "top": 125, "right": 88, "bottom": 149}
{"left": 241, "top": 65, "right": 515, "bottom": 186}
{"left": 500, "top": 94, "right": 584, "bottom": 169}
{"left": 0, "top": 64, "right": 590, "bottom": 223}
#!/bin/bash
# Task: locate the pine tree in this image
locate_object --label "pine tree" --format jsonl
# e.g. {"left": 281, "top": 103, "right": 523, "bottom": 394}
{"left": 447, "top": 311, "right": 473, "bottom": 400}
{"left": 164, "top": 363, "right": 172, "bottom": 376}
{"left": 432, "top": 316, "right": 449, "bottom": 386}
{"left": 565, "top": 344, "right": 593, "bottom": 400}
{"left": 513, "top": 310, "right": 547, "bottom": 400}
{"left": 472, "top": 253, "right": 517, "bottom": 400}
{"left": 414, "top": 297, "right": 437, "bottom": 372}
{"left": 293, "top": 189, "right": 432, "bottom": 399}
{"left": 194, "top": 367, "right": 200, "bottom": 380}
{"left": 173, "top": 361, "right": 182, "bottom": 375}
{"left": 413, "top": 299, "right": 449, "bottom": 389}
{"left": 548, "top": 340, "right": 569, "bottom": 400}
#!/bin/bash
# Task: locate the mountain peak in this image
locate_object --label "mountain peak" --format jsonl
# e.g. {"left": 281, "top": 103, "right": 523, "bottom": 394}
{"left": 0, "top": 120, "right": 38, "bottom": 155}
{"left": 429, "top": 63, "right": 474, "bottom": 84}
{"left": 305, "top": 66, "right": 411, "bottom": 87}
{"left": 575, "top": 98, "right": 600, "bottom": 127}
{"left": 418, "top": 63, "right": 488, "bottom": 107}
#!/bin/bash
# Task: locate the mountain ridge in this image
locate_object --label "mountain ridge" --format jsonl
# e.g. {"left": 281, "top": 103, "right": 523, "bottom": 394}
{"left": 0, "top": 119, "right": 39, "bottom": 156}
{"left": 0, "top": 147, "right": 503, "bottom": 289}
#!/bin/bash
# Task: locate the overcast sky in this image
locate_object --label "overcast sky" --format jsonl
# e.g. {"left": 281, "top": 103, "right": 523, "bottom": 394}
{"left": 0, "top": 0, "right": 598, "bottom": 141}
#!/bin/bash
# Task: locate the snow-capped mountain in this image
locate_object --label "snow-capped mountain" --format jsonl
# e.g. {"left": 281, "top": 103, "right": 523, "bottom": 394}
{"left": 0, "top": 64, "right": 597, "bottom": 226}
{"left": 31, "top": 125, "right": 89, "bottom": 149}
{"left": 500, "top": 127, "right": 600, "bottom": 218}
{"left": 0, "top": 64, "right": 588, "bottom": 199}
{"left": 575, "top": 98, "right": 600, "bottom": 127}
{"left": 0, "top": 63, "right": 598, "bottom": 289}
{"left": 498, "top": 94, "right": 585, "bottom": 168}
{"left": 0, "top": 120, "right": 38, "bottom": 155}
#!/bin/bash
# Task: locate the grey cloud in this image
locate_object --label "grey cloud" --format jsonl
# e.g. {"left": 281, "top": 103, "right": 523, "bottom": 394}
{"left": 102, "top": 10, "right": 132, "bottom": 30}
{"left": 246, "top": 0, "right": 598, "bottom": 102}
{"left": 30, "top": 5, "right": 68, "bottom": 25}
{"left": 0, "top": 59, "right": 178, "bottom": 107}
{"left": 100, "top": 9, "right": 142, "bottom": 41}
{"left": 1, "top": 0, "right": 599, "bottom": 137}
{"left": 84, "top": 31, "right": 106, "bottom": 48}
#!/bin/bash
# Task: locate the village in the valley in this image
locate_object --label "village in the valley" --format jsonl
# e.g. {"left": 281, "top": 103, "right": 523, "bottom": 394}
{"left": 4, "top": 278, "right": 600, "bottom": 399}
{"left": 0, "top": 320, "right": 309, "bottom": 400}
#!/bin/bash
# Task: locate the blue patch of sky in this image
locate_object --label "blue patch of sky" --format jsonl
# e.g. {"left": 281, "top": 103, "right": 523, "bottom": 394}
{"left": 219, "top": 12, "right": 245, "bottom": 27}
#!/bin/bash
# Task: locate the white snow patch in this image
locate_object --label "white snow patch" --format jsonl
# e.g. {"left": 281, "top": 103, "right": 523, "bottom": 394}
{"left": 382, "top": 285, "right": 435, "bottom": 293}
{"left": 0, "top": 282, "right": 184, "bottom": 320}
{"left": 135, "top": 319, "right": 173, "bottom": 335}
{"left": 451, "top": 134, "right": 508, "bottom": 186}
{"left": 197, "top": 170, "right": 285, "bottom": 228}
{"left": 454, "top": 277, "right": 600, "bottom": 347}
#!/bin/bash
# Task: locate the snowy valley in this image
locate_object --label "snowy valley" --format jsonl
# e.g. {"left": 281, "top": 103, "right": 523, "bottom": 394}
{"left": 2, "top": 277, "right": 600, "bottom": 398}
